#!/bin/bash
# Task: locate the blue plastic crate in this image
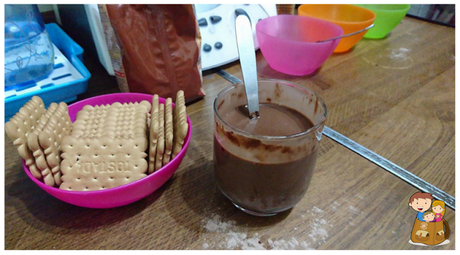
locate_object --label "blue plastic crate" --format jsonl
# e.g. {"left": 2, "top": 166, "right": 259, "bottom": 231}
{"left": 4, "top": 23, "right": 91, "bottom": 122}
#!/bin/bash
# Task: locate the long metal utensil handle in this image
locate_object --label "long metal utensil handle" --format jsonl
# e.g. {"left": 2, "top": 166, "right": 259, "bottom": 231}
{"left": 235, "top": 8, "right": 259, "bottom": 118}
{"left": 317, "top": 24, "right": 375, "bottom": 43}
{"left": 323, "top": 126, "right": 455, "bottom": 210}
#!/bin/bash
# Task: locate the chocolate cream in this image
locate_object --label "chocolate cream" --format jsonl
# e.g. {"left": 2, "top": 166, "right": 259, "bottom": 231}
{"left": 214, "top": 103, "right": 318, "bottom": 214}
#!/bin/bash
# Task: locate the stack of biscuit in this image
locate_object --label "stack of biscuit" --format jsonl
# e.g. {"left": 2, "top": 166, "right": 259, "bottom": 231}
{"left": 60, "top": 101, "right": 151, "bottom": 191}
{"left": 6, "top": 91, "right": 188, "bottom": 191}
{"left": 5, "top": 96, "right": 72, "bottom": 187}
{"left": 148, "top": 91, "right": 188, "bottom": 173}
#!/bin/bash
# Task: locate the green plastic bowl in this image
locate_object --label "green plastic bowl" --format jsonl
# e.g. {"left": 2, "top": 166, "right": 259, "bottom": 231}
{"left": 355, "top": 4, "right": 410, "bottom": 39}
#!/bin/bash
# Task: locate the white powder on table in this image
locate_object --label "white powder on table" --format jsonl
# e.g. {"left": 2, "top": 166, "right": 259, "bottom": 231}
{"left": 311, "top": 206, "right": 323, "bottom": 214}
{"left": 204, "top": 214, "right": 235, "bottom": 232}
{"left": 390, "top": 48, "right": 410, "bottom": 59}
{"left": 226, "top": 232, "right": 265, "bottom": 250}
{"left": 202, "top": 208, "right": 330, "bottom": 250}
{"left": 331, "top": 201, "right": 340, "bottom": 211}
{"left": 267, "top": 237, "right": 311, "bottom": 250}
{"left": 348, "top": 205, "right": 363, "bottom": 215}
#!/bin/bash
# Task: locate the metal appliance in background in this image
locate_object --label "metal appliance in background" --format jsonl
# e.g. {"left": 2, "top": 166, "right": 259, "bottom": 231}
{"left": 195, "top": 4, "right": 277, "bottom": 71}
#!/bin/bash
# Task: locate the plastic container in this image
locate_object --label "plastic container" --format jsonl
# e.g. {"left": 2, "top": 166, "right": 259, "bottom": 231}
{"left": 22, "top": 93, "right": 192, "bottom": 209}
{"left": 298, "top": 4, "right": 376, "bottom": 53}
{"left": 256, "top": 15, "right": 343, "bottom": 76}
{"left": 4, "top": 4, "right": 54, "bottom": 90}
{"left": 84, "top": 4, "right": 114, "bottom": 76}
{"left": 355, "top": 4, "right": 410, "bottom": 39}
{"left": 5, "top": 23, "right": 91, "bottom": 122}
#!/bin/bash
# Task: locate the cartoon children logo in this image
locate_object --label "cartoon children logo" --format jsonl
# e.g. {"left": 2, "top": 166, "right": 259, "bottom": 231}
{"left": 408, "top": 192, "right": 450, "bottom": 246}
{"left": 420, "top": 222, "right": 428, "bottom": 231}
{"left": 408, "top": 191, "right": 432, "bottom": 221}
{"left": 432, "top": 200, "right": 446, "bottom": 222}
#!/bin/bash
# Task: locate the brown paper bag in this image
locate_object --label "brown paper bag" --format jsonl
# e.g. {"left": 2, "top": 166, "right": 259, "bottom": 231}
{"left": 410, "top": 218, "right": 450, "bottom": 245}
{"left": 100, "top": 4, "right": 205, "bottom": 102}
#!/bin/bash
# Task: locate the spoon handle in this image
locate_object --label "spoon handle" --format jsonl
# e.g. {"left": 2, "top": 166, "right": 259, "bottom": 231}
{"left": 235, "top": 9, "right": 259, "bottom": 118}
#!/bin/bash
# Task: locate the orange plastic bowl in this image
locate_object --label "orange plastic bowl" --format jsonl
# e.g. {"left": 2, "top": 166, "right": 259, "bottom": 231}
{"left": 298, "top": 4, "right": 376, "bottom": 53}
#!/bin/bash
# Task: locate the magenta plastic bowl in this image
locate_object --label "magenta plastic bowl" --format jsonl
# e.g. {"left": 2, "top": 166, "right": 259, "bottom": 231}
{"left": 22, "top": 93, "right": 192, "bottom": 209}
{"left": 256, "top": 15, "right": 343, "bottom": 76}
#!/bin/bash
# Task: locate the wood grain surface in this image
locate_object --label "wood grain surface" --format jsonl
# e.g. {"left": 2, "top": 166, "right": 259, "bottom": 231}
{"left": 4, "top": 16, "right": 455, "bottom": 250}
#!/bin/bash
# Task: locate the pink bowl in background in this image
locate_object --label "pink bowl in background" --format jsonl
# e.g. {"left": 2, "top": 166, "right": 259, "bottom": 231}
{"left": 256, "top": 15, "right": 343, "bottom": 76}
{"left": 23, "top": 93, "right": 192, "bottom": 209}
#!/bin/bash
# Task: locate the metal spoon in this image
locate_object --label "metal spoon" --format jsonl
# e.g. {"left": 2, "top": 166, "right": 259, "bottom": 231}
{"left": 235, "top": 8, "right": 259, "bottom": 119}
{"left": 317, "top": 23, "right": 375, "bottom": 43}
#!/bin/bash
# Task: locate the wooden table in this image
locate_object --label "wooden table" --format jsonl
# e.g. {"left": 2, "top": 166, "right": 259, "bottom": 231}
{"left": 4, "top": 16, "right": 455, "bottom": 250}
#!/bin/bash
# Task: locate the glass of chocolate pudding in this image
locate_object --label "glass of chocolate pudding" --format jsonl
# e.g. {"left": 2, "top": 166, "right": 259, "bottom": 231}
{"left": 213, "top": 79, "right": 327, "bottom": 216}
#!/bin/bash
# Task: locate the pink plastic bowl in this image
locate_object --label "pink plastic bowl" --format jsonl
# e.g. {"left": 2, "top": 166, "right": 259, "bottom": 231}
{"left": 22, "top": 93, "right": 192, "bottom": 208}
{"left": 256, "top": 15, "right": 343, "bottom": 76}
